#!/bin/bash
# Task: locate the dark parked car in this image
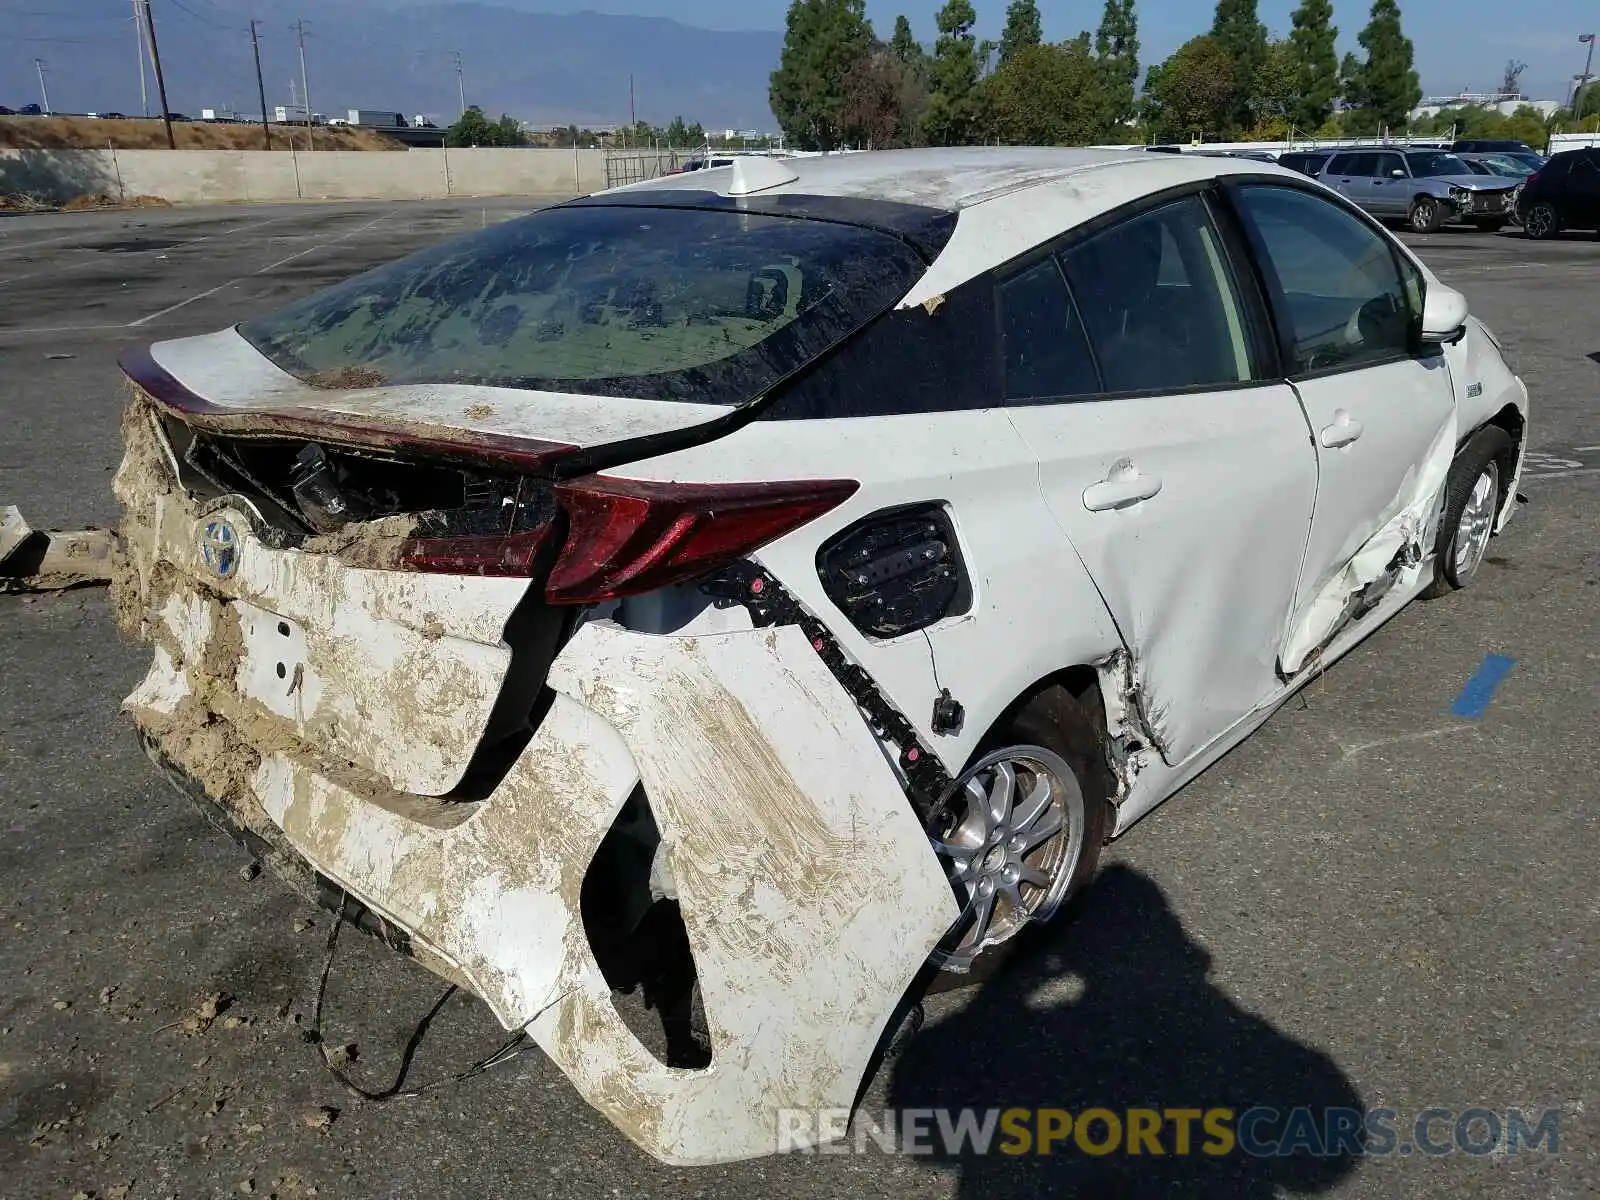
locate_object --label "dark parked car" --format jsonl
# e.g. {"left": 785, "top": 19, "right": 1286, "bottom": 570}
{"left": 1451, "top": 139, "right": 1543, "bottom": 171}
{"left": 1277, "top": 150, "right": 1333, "bottom": 177}
{"left": 0, "top": 105, "right": 14, "bottom": 116}
{"left": 20, "top": 103, "right": 43, "bottom": 116}
{"left": 1517, "top": 148, "right": 1600, "bottom": 240}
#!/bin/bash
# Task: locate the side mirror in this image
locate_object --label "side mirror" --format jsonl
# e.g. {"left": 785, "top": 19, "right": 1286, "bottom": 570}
{"left": 1420, "top": 283, "right": 1469, "bottom": 346}
{"left": 1390, "top": 169, "right": 1407, "bottom": 178}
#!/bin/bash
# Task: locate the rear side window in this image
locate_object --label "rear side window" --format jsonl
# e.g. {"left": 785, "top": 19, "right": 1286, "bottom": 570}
{"left": 1057, "top": 195, "right": 1255, "bottom": 394}
{"left": 1234, "top": 185, "right": 1419, "bottom": 374}
{"left": 999, "top": 259, "right": 1098, "bottom": 401}
{"left": 239, "top": 205, "right": 931, "bottom": 405}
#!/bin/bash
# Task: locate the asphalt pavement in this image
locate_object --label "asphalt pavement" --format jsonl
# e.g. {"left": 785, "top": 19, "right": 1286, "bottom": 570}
{"left": 1, "top": 201, "right": 1597, "bottom": 1199}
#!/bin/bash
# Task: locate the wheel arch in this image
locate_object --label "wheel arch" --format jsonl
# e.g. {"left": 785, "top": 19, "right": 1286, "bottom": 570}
{"left": 1470, "top": 403, "right": 1525, "bottom": 519}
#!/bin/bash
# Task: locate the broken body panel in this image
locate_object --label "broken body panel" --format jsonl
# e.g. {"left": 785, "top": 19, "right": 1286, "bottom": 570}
{"left": 114, "top": 405, "right": 958, "bottom": 1165}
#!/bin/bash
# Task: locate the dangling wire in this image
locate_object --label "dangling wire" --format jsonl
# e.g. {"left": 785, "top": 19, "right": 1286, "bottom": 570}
{"left": 306, "top": 890, "right": 538, "bottom": 1102}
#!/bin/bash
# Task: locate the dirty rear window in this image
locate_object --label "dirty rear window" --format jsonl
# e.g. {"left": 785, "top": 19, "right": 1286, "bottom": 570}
{"left": 238, "top": 205, "right": 929, "bottom": 405}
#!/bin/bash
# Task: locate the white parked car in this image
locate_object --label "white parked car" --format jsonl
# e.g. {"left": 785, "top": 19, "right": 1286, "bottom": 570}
{"left": 112, "top": 148, "right": 1529, "bottom": 1165}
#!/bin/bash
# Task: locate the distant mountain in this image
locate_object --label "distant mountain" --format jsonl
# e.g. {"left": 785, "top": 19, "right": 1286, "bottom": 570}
{"left": 1, "top": 1, "right": 783, "bottom": 130}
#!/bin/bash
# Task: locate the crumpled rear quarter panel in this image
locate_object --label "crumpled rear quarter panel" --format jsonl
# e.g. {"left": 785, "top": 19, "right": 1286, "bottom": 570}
{"left": 115, "top": 407, "right": 958, "bottom": 1164}
{"left": 255, "top": 621, "right": 958, "bottom": 1164}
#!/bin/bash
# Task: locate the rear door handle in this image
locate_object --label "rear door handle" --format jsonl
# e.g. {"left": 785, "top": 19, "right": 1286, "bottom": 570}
{"left": 1083, "top": 461, "right": 1163, "bottom": 512}
{"left": 1320, "top": 410, "right": 1364, "bottom": 449}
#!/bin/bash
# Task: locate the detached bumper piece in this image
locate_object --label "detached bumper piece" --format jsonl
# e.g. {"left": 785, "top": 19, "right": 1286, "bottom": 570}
{"left": 0, "top": 505, "right": 115, "bottom": 592}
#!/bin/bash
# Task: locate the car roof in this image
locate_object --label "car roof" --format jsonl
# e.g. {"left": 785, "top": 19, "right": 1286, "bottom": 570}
{"left": 608, "top": 147, "right": 1308, "bottom": 307}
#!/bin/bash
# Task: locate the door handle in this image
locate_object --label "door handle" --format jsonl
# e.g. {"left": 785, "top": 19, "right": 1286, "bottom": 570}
{"left": 1082, "top": 460, "right": 1163, "bottom": 512}
{"left": 1320, "top": 410, "right": 1364, "bottom": 449}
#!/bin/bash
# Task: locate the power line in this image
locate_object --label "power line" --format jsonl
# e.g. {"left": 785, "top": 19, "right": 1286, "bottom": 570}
{"left": 7, "top": 33, "right": 131, "bottom": 43}
{"left": 164, "top": 0, "right": 244, "bottom": 32}
{"left": 1, "top": 7, "right": 131, "bottom": 18}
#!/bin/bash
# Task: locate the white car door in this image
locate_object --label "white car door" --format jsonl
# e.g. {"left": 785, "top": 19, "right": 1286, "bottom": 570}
{"left": 1001, "top": 192, "right": 1318, "bottom": 766}
{"left": 1226, "top": 183, "right": 1457, "bottom": 674}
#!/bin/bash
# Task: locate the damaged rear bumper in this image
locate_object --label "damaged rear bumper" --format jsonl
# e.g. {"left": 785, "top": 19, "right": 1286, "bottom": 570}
{"left": 117, "top": 484, "right": 957, "bottom": 1165}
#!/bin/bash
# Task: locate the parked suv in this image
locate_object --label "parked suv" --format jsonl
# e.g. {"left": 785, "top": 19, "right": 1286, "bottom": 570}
{"left": 1277, "top": 150, "right": 1333, "bottom": 177}
{"left": 1516, "top": 148, "right": 1600, "bottom": 239}
{"left": 1319, "top": 148, "right": 1517, "bottom": 232}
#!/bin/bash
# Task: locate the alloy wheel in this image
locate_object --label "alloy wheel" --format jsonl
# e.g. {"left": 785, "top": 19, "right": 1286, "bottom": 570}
{"left": 929, "top": 746, "right": 1085, "bottom": 972}
{"left": 1451, "top": 462, "right": 1499, "bottom": 583}
{"left": 1523, "top": 202, "right": 1556, "bottom": 239}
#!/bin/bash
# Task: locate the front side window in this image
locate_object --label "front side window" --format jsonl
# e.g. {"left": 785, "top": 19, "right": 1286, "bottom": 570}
{"left": 1234, "top": 185, "right": 1419, "bottom": 375}
{"left": 239, "top": 205, "right": 931, "bottom": 405}
{"left": 1406, "top": 152, "right": 1473, "bottom": 178}
{"left": 1058, "top": 195, "right": 1256, "bottom": 394}
{"left": 1374, "top": 153, "right": 1405, "bottom": 178}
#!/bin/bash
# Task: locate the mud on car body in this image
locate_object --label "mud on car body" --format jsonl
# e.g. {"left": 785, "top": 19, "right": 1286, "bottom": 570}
{"left": 111, "top": 148, "right": 1530, "bottom": 1165}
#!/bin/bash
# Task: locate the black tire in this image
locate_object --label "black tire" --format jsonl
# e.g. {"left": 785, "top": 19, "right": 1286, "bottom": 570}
{"left": 1422, "top": 425, "right": 1513, "bottom": 599}
{"left": 1521, "top": 200, "right": 1560, "bottom": 240}
{"left": 926, "top": 685, "right": 1113, "bottom": 992}
{"left": 1410, "top": 196, "right": 1445, "bottom": 234}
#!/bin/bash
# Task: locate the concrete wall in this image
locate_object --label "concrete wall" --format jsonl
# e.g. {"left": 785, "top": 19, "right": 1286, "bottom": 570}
{"left": 1550, "top": 132, "right": 1600, "bottom": 152}
{"left": 0, "top": 147, "right": 609, "bottom": 205}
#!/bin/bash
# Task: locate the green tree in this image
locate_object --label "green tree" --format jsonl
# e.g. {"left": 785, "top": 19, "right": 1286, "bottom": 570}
{"left": 923, "top": 0, "right": 981, "bottom": 145}
{"left": 1251, "top": 39, "right": 1298, "bottom": 126}
{"left": 770, "top": 0, "right": 876, "bottom": 149}
{"left": 1287, "top": 0, "right": 1339, "bottom": 132}
{"left": 890, "top": 14, "right": 922, "bottom": 65}
{"left": 999, "top": 0, "right": 1043, "bottom": 66}
{"left": 1147, "top": 34, "right": 1237, "bottom": 143}
{"left": 445, "top": 105, "right": 525, "bottom": 147}
{"left": 841, "top": 47, "right": 927, "bottom": 146}
{"left": 1346, "top": 0, "right": 1421, "bottom": 132}
{"left": 1094, "top": 0, "right": 1140, "bottom": 128}
{"left": 1210, "top": 0, "right": 1266, "bottom": 131}
{"left": 986, "top": 39, "right": 1106, "bottom": 145}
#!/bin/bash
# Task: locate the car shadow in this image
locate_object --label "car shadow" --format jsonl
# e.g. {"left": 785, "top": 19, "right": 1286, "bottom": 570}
{"left": 885, "top": 864, "right": 1364, "bottom": 1198}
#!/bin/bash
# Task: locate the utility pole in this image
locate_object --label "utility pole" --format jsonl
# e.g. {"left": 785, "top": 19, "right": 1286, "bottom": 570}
{"left": 141, "top": 0, "right": 176, "bottom": 148}
{"left": 628, "top": 74, "right": 636, "bottom": 131}
{"left": 295, "top": 20, "right": 314, "bottom": 150}
{"left": 250, "top": 20, "right": 271, "bottom": 149}
{"left": 453, "top": 49, "right": 466, "bottom": 117}
{"left": 32, "top": 58, "right": 50, "bottom": 116}
{"left": 132, "top": 0, "right": 150, "bottom": 116}
{"left": 1579, "top": 33, "right": 1597, "bottom": 127}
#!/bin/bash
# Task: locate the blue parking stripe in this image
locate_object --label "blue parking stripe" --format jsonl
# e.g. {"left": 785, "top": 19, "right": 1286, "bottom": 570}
{"left": 1450, "top": 655, "right": 1516, "bottom": 719}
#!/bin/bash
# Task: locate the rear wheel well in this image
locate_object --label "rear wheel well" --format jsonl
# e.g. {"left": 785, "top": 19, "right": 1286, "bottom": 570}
{"left": 970, "top": 666, "right": 1107, "bottom": 771}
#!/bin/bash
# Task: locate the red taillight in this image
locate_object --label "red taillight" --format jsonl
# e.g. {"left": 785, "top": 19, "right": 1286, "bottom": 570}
{"left": 398, "top": 528, "right": 552, "bottom": 576}
{"left": 390, "top": 475, "right": 858, "bottom": 603}
{"left": 544, "top": 476, "right": 858, "bottom": 605}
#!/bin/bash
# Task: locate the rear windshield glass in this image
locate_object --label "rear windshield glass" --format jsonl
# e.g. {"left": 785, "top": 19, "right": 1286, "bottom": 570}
{"left": 238, "top": 205, "right": 929, "bottom": 405}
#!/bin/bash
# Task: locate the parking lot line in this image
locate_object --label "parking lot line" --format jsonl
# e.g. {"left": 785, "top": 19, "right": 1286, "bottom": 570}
{"left": 128, "top": 211, "right": 398, "bottom": 327}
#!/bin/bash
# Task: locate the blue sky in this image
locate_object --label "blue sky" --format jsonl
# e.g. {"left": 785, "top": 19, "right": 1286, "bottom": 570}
{"left": 556, "top": 0, "right": 1597, "bottom": 102}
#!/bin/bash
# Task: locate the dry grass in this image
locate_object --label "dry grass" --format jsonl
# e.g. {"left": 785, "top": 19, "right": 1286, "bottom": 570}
{"left": 61, "top": 193, "right": 172, "bottom": 210}
{"left": 0, "top": 115, "right": 405, "bottom": 152}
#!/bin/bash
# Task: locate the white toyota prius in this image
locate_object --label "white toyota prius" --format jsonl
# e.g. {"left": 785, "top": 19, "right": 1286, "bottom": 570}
{"left": 111, "top": 148, "right": 1529, "bottom": 1164}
